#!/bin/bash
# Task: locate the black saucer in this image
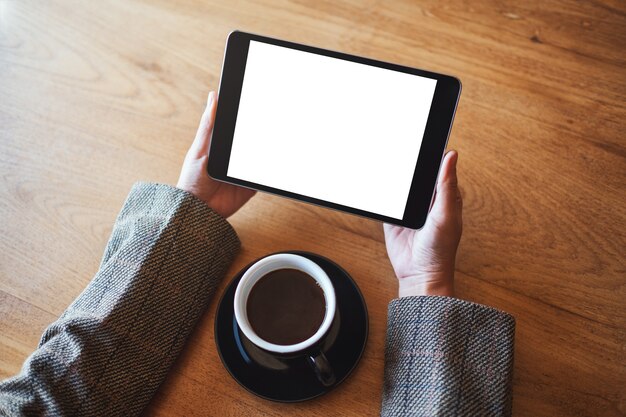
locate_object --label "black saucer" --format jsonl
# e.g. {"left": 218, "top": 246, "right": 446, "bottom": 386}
{"left": 214, "top": 251, "right": 368, "bottom": 402}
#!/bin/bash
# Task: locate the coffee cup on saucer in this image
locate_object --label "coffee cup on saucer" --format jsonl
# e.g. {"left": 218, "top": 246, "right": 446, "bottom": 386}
{"left": 233, "top": 253, "right": 337, "bottom": 386}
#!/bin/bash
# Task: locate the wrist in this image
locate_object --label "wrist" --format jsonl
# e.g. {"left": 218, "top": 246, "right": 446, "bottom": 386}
{"left": 398, "top": 272, "right": 454, "bottom": 297}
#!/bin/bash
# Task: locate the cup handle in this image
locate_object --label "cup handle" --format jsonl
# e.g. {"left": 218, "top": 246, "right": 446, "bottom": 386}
{"left": 306, "top": 351, "right": 336, "bottom": 387}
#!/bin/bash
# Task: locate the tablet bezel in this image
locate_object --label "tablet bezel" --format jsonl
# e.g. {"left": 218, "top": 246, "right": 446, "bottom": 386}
{"left": 208, "top": 31, "right": 461, "bottom": 229}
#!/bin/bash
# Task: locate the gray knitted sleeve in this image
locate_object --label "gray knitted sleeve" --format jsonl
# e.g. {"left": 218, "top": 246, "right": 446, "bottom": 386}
{"left": 0, "top": 182, "right": 240, "bottom": 417}
{"left": 381, "top": 296, "right": 515, "bottom": 417}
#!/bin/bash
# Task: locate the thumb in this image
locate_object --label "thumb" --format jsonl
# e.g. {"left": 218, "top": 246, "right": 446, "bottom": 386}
{"left": 189, "top": 91, "right": 217, "bottom": 158}
{"left": 429, "top": 150, "right": 462, "bottom": 227}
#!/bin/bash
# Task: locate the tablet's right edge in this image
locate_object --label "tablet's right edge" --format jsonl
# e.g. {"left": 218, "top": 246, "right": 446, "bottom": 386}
{"left": 402, "top": 75, "right": 461, "bottom": 230}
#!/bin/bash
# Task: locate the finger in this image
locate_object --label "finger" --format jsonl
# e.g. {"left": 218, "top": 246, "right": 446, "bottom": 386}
{"left": 189, "top": 91, "right": 217, "bottom": 158}
{"left": 383, "top": 223, "right": 398, "bottom": 237}
{"left": 430, "top": 150, "right": 461, "bottom": 222}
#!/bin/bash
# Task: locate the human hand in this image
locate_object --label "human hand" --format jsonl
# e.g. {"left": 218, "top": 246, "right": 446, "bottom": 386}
{"left": 177, "top": 92, "right": 256, "bottom": 218}
{"left": 384, "top": 150, "right": 463, "bottom": 297}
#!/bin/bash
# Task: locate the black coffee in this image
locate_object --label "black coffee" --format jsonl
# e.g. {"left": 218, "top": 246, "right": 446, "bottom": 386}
{"left": 247, "top": 268, "right": 326, "bottom": 345}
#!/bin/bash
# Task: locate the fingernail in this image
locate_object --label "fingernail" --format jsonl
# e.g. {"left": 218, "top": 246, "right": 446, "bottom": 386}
{"left": 207, "top": 91, "right": 215, "bottom": 106}
{"left": 447, "top": 150, "right": 458, "bottom": 164}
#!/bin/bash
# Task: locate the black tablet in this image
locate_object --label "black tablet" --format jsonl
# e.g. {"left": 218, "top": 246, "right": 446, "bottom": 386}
{"left": 208, "top": 31, "right": 461, "bottom": 229}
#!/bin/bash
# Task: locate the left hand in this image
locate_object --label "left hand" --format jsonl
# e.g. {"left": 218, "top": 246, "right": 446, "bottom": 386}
{"left": 177, "top": 91, "right": 256, "bottom": 218}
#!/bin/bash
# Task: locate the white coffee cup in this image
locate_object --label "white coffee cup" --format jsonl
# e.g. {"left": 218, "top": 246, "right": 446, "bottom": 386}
{"left": 233, "top": 253, "right": 337, "bottom": 354}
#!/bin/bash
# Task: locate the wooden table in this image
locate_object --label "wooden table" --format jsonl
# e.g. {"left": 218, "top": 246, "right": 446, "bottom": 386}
{"left": 1, "top": 1, "right": 624, "bottom": 415}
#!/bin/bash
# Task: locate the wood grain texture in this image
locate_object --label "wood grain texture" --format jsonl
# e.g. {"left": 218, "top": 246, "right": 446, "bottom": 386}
{"left": 1, "top": 0, "right": 624, "bottom": 416}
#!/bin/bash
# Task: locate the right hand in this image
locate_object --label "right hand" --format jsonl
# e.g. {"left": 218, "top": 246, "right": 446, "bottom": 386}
{"left": 383, "top": 150, "right": 463, "bottom": 297}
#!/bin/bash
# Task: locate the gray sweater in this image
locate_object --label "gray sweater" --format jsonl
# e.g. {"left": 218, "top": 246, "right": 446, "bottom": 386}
{"left": 0, "top": 183, "right": 515, "bottom": 416}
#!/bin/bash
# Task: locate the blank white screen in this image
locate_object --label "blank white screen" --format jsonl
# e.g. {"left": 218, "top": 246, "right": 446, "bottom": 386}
{"left": 227, "top": 41, "right": 437, "bottom": 219}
